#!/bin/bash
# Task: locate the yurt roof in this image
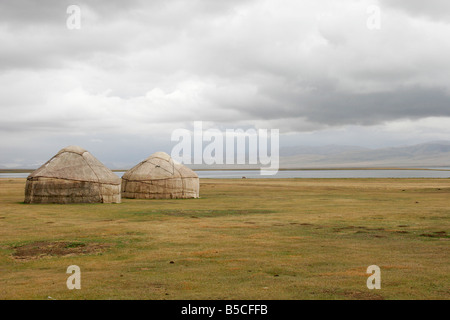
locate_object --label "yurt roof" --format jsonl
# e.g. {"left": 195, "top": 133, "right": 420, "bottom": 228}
{"left": 28, "top": 146, "right": 120, "bottom": 185}
{"left": 123, "top": 152, "right": 198, "bottom": 181}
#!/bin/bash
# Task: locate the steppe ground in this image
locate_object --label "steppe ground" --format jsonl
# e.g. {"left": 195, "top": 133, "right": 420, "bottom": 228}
{"left": 0, "top": 178, "right": 448, "bottom": 300}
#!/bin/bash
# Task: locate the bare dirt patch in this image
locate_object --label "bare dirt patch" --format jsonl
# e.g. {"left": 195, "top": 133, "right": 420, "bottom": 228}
{"left": 420, "top": 232, "right": 448, "bottom": 238}
{"left": 342, "top": 290, "right": 384, "bottom": 300}
{"left": 12, "top": 241, "right": 110, "bottom": 260}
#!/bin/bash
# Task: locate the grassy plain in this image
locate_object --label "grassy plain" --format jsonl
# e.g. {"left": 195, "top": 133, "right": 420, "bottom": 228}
{"left": 0, "top": 178, "right": 448, "bottom": 300}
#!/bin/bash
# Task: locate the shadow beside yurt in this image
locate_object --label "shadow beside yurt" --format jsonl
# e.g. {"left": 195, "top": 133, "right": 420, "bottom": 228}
{"left": 121, "top": 152, "right": 199, "bottom": 199}
{"left": 24, "top": 145, "right": 121, "bottom": 204}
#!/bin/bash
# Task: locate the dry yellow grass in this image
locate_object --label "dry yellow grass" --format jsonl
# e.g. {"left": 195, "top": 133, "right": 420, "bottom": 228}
{"left": 0, "top": 178, "right": 449, "bottom": 300}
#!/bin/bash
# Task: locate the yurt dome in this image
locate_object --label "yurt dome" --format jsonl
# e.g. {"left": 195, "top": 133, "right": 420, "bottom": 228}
{"left": 121, "top": 152, "right": 199, "bottom": 199}
{"left": 24, "top": 145, "right": 121, "bottom": 204}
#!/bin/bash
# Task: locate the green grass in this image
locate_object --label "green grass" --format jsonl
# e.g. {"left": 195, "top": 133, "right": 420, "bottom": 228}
{"left": 0, "top": 178, "right": 449, "bottom": 300}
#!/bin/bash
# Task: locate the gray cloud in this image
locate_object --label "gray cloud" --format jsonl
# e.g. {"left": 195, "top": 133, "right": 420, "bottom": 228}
{"left": 380, "top": 0, "right": 450, "bottom": 21}
{"left": 243, "top": 85, "right": 450, "bottom": 127}
{"left": 0, "top": 0, "right": 141, "bottom": 25}
{"left": 1, "top": 0, "right": 450, "bottom": 166}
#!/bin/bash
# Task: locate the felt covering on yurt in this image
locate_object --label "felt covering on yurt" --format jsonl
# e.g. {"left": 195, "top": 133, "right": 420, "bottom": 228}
{"left": 121, "top": 152, "right": 199, "bottom": 199}
{"left": 24, "top": 145, "right": 121, "bottom": 204}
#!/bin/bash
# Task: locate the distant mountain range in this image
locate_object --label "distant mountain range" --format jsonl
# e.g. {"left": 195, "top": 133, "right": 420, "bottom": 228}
{"left": 280, "top": 141, "right": 450, "bottom": 168}
{"left": 1, "top": 141, "right": 449, "bottom": 170}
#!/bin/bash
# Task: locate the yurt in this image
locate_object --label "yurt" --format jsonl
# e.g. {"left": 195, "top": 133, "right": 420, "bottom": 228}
{"left": 24, "top": 146, "right": 121, "bottom": 204}
{"left": 121, "top": 152, "right": 199, "bottom": 199}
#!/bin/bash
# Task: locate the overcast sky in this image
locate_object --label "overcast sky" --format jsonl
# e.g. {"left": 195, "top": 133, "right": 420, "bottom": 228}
{"left": 1, "top": 0, "right": 450, "bottom": 168}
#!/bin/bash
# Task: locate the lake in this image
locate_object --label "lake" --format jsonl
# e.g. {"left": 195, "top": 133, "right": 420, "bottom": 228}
{"left": 193, "top": 169, "right": 450, "bottom": 179}
{"left": 3, "top": 169, "right": 450, "bottom": 179}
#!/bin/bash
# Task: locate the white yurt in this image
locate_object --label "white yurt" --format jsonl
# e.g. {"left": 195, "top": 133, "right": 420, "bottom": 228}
{"left": 121, "top": 152, "right": 199, "bottom": 199}
{"left": 24, "top": 146, "right": 121, "bottom": 204}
